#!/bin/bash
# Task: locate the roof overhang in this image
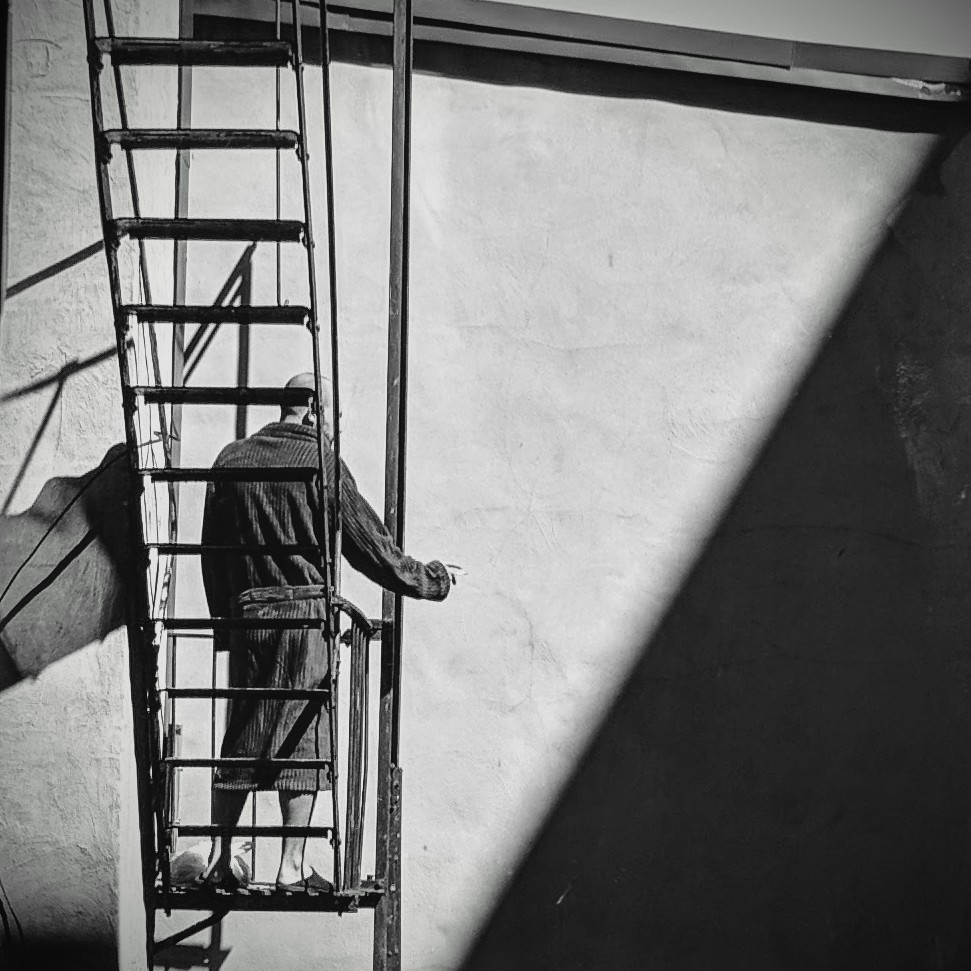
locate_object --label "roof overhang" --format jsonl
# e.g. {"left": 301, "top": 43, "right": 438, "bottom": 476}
{"left": 194, "top": 0, "right": 971, "bottom": 102}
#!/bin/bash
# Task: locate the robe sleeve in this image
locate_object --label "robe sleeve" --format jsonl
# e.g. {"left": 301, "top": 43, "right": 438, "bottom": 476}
{"left": 334, "top": 462, "right": 451, "bottom": 601}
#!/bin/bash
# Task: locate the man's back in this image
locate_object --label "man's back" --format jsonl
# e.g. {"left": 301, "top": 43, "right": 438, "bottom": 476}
{"left": 202, "top": 421, "right": 327, "bottom": 619}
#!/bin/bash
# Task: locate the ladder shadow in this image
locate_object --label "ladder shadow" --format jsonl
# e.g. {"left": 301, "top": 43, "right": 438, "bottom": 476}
{"left": 0, "top": 242, "right": 259, "bottom": 690}
{"left": 154, "top": 920, "right": 230, "bottom": 971}
{"left": 458, "top": 104, "right": 971, "bottom": 971}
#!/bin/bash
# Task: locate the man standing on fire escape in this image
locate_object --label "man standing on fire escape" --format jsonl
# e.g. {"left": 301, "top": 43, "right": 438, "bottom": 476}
{"left": 197, "top": 372, "right": 460, "bottom": 890}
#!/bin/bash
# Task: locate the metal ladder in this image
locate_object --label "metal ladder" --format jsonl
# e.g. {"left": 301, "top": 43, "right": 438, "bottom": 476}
{"left": 81, "top": 0, "right": 393, "bottom": 965}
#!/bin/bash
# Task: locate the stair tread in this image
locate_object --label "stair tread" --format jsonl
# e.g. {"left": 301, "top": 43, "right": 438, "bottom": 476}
{"left": 102, "top": 128, "right": 299, "bottom": 151}
{"left": 131, "top": 385, "right": 314, "bottom": 405}
{"left": 120, "top": 303, "right": 310, "bottom": 324}
{"left": 94, "top": 38, "right": 292, "bottom": 68}
{"left": 110, "top": 218, "right": 304, "bottom": 242}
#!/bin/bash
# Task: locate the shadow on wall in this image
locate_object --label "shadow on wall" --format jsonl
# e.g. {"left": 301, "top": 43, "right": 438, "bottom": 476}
{"left": 0, "top": 443, "right": 132, "bottom": 691}
{"left": 459, "top": 128, "right": 971, "bottom": 968}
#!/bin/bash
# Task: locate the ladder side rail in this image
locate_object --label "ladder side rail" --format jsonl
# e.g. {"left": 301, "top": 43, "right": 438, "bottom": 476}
{"left": 99, "top": 2, "right": 174, "bottom": 473}
{"left": 161, "top": 0, "right": 194, "bottom": 855}
{"left": 164, "top": 0, "right": 195, "bottom": 792}
{"left": 276, "top": 0, "right": 283, "bottom": 307}
{"left": 319, "top": 0, "right": 343, "bottom": 582}
{"left": 99, "top": 0, "right": 176, "bottom": 680}
{"left": 100, "top": 0, "right": 152, "bottom": 306}
{"left": 82, "top": 0, "right": 167, "bottom": 948}
{"left": 316, "top": 0, "right": 351, "bottom": 895}
{"left": 291, "top": 0, "right": 343, "bottom": 893}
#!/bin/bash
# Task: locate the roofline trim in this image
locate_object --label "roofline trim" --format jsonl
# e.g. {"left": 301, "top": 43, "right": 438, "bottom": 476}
{"left": 195, "top": 0, "right": 971, "bottom": 101}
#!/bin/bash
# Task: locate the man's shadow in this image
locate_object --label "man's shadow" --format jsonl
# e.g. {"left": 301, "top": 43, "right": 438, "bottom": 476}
{"left": 0, "top": 443, "right": 133, "bottom": 690}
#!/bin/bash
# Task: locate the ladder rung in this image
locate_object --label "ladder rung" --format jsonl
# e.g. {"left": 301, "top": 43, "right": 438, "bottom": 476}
{"left": 132, "top": 385, "right": 313, "bottom": 406}
{"left": 94, "top": 38, "right": 292, "bottom": 68}
{"left": 102, "top": 128, "right": 300, "bottom": 152}
{"left": 111, "top": 218, "right": 304, "bottom": 242}
{"left": 160, "top": 618, "right": 325, "bottom": 631}
{"left": 164, "top": 687, "right": 330, "bottom": 700}
{"left": 166, "top": 757, "right": 332, "bottom": 770}
{"left": 120, "top": 304, "right": 310, "bottom": 325}
{"left": 142, "top": 466, "right": 316, "bottom": 482}
{"left": 148, "top": 543, "right": 318, "bottom": 555}
{"left": 169, "top": 825, "right": 333, "bottom": 838}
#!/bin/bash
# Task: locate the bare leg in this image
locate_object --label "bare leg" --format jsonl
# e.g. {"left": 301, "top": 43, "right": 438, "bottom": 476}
{"left": 201, "top": 787, "right": 248, "bottom": 884}
{"left": 276, "top": 791, "right": 317, "bottom": 885}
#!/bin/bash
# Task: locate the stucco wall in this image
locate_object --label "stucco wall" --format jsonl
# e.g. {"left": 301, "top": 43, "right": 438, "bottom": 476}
{"left": 3, "top": 5, "right": 971, "bottom": 971}
{"left": 0, "top": 1, "right": 176, "bottom": 968}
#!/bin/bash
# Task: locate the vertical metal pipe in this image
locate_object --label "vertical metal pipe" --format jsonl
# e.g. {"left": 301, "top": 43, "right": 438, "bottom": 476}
{"left": 376, "top": 0, "right": 412, "bottom": 966}
{"left": 275, "top": 0, "right": 282, "bottom": 307}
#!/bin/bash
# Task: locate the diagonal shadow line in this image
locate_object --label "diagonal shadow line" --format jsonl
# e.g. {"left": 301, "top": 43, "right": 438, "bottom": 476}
{"left": 3, "top": 240, "right": 104, "bottom": 300}
{"left": 0, "top": 347, "right": 116, "bottom": 403}
{"left": 0, "top": 347, "right": 117, "bottom": 516}
{"left": 0, "top": 527, "right": 98, "bottom": 637}
{"left": 459, "top": 119, "right": 971, "bottom": 971}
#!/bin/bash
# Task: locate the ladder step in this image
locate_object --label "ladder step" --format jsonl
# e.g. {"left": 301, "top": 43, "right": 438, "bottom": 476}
{"left": 158, "top": 883, "right": 383, "bottom": 912}
{"left": 142, "top": 466, "right": 316, "bottom": 482}
{"left": 102, "top": 128, "right": 300, "bottom": 152}
{"left": 165, "top": 757, "right": 332, "bottom": 770}
{"left": 132, "top": 385, "right": 313, "bottom": 406}
{"left": 148, "top": 543, "right": 318, "bottom": 555}
{"left": 169, "top": 825, "right": 333, "bottom": 839}
{"left": 111, "top": 218, "right": 304, "bottom": 242}
{"left": 164, "top": 687, "right": 330, "bottom": 700}
{"left": 120, "top": 304, "right": 310, "bottom": 325}
{"left": 160, "top": 618, "right": 325, "bottom": 632}
{"left": 94, "top": 38, "right": 292, "bottom": 68}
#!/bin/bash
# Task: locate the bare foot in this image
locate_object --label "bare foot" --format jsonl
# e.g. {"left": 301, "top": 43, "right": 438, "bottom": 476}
{"left": 199, "top": 854, "right": 248, "bottom": 889}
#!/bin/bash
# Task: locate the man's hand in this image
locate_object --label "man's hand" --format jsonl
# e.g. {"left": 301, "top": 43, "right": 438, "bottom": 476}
{"left": 445, "top": 563, "right": 466, "bottom": 585}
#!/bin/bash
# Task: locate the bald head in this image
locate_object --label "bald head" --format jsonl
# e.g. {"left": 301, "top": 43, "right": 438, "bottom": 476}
{"left": 281, "top": 372, "right": 334, "bottom": 440}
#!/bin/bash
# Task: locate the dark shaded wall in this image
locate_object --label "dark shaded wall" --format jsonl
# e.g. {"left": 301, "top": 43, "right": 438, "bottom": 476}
{"left": 461, "top": 127, "right": 971, "bottom": 971}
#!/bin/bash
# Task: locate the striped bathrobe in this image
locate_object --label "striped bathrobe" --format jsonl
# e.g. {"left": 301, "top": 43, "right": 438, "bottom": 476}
{"left": 201, "top": 420, "right": 450, "bottom": 791}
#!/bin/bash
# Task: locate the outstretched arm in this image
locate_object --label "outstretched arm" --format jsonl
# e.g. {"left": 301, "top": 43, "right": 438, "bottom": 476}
{"left": 337, "top": 465, "right": 451, "bottom": 601}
